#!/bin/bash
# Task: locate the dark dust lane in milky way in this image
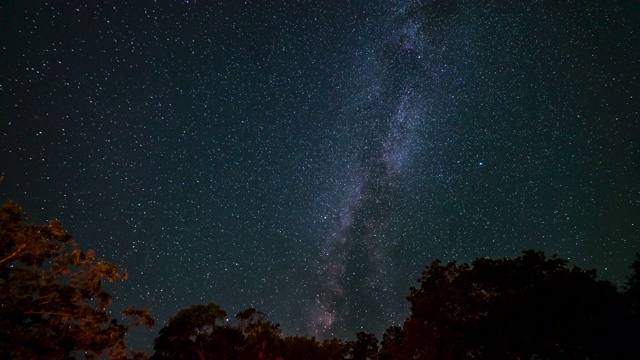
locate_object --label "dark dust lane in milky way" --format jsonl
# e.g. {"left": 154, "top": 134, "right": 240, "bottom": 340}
{"left": 309, "top": 1, "right": 462, "bottom": 337}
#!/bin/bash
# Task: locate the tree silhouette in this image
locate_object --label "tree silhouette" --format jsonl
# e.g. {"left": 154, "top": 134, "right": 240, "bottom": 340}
{"left": 318, "top": 338, "right": 347, "bottom": 360}
{"left": 345, "top": 332, "right": 378, "bottom": 360}
{"left": 625, "top": 253, "right": 640, "bottom": 316}
{"left": 235, "top": 307, "right": 283, "bottom": 360}
{"left": 6, "top": 197, "right": 639, "bottom": 359}
{"left": 622, "top": 252, "right": 640, "bottom": 359}
{"left": 153, "top": 251, "right": 640, "bottom": 359}
{"left": 151, "top": 303, "right": 242, "bottom": 360}
{"left": 379, "top": 326, "right": 403, "bottom": 360}
{"left": 388, "top": 250, "right": 633, "bottom": 360}
{"left": 0, "top": 201, "right": 154, "bottom": 360}
{"left": 283, "top": 336, "right": 322, "bottom": 360}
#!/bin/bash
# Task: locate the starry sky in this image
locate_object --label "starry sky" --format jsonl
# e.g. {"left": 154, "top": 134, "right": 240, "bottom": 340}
{"left": 2, "top": 0, "right": 639, "bottom": 352}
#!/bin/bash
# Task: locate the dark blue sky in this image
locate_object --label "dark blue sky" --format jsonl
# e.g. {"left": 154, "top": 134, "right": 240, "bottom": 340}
{"left": 2, "top": 0, "right": 639, "bottom": 353}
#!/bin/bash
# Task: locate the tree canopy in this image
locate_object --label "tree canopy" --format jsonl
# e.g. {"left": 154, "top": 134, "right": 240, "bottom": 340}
{"left": 625, "top": 252, "right": 640, "bottom": 316}
{"left": 0, "top": 201, "right": 154, "bottom": 360}
{"left": 151, "top": 302, "right": 240, "bottom": 360}
{"left": 149, "top": 251, "right": 639, "bottom": 360}
{"left": 395, "top": 250, "right": 638, "bottom": 359}
{"left": 3, "top": 200, "right": 638, "bottom": 359}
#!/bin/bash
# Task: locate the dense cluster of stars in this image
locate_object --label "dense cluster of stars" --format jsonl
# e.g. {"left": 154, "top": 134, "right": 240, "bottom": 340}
{"left": 2, "top": 0, "right": 638, "bottom": 351}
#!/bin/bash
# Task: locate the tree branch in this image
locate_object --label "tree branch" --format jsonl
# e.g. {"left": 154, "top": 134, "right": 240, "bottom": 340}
{"left": 24, "top": 310, "right": 78, "bottom": 319}
{"left": 0, "top": 243, "right": 27, "bottom": 265}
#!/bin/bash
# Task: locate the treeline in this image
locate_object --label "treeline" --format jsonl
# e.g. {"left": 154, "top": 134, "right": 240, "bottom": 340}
{"left": 150, "top": 250, "right": 640, "bottom": 360}
{"left": 1, "top": 201, "right": 639, "bottom": 359}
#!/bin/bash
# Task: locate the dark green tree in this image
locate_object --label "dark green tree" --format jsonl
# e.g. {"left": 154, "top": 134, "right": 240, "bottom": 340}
{"left": 401, "top": 259, "right": 471, "bottom": 360}
{"left": 344, "top": 332, "right": 378, "bottom": 360}
{"left": 379, "top": 326, "right": 403, "bottom": 360}
{"left": 152, "top": 305, "right": 287, "bottom": 360}
{"left": 318, "top": 338, "right": 347, "bottom": 360}
{"left": 151, "top": 303, "right": 242, "bottom": 360}
{"left": 621, "top": 252, "right": 640, "bottom": 359}
{"left": 0, "top": 201, "right": 154, "bottom": 360}
{"left": 625, "top": 252, "right": 640, "bottom": 316}
{"left": 392, "top": 250, "right": 631, "bottom": 360}
{"left": 235, "top": 307, "right": 283, "bottom": 360}
{"left": 283, "top": 336, "right": 322, "bottom": 360}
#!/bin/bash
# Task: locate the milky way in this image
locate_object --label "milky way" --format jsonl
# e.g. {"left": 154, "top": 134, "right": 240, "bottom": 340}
{"left": 308, "top": 1, "right": 453, "bottom": 337}
{"left": 2, "top": 0, "right": 639, "bottom": 350}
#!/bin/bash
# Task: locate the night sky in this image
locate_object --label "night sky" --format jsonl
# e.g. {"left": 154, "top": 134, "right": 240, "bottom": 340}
{"left": 2, "top": 0, "right": 639, "bottom": 352}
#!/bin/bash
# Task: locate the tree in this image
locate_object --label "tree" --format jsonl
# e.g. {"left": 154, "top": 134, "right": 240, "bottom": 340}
{"left": 625, "top": 252, "right": 640, "bottom": 316}
{"left": 235, "top": 307, "right": 283, "bottom": 360}
{"left": 621, "top": 253, "right": 640, "bottom": 359}
{"left": 0, "top": 201, "right": 154, "bottom": 360}
{"left": 379, "top": 326, "right": 403, "bottom": 360}
{"left": 150, "top": 250, "right": 640, "bottom": 360}
{"left": 401, "top": 259, "right": 472, "bottom": 360}
{"left": 318, "top": 338, "right": 347, "bottom": 360}
{"left": 283, "top": 336, "right": 322, "bottom": 360}
{"left": 394, "top": 250, "right": 631, "bottom": 360}
{"left": 151, "top": 303, "right": 243, "bottom": 360}
{"left": 344, "top": 332, "right": 378, "bottom": 360}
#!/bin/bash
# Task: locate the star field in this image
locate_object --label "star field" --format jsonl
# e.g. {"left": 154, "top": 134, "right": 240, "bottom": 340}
{"left": 1, "top": 0, "right": 639, "bottom": 352}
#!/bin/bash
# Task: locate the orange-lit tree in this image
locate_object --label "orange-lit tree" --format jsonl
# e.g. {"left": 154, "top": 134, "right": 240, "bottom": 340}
{"left": 0, "top": 201, "right": 154, "bottom": 360}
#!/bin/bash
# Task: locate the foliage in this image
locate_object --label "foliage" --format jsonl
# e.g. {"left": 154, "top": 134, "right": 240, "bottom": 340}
{"left": 344, "top": 332, "right": 378, "bottom": 360}
{"left": 625, "top": 252, "right": 640, "bottom": 316}
{"left": 151, "top": 304, "right": 354, "bottom": 360}
{"left": 281, "top": 336, "right": 349, "bottom": 360}
{"left": 9, "top": 197, "right": 638, "bottom": 359}
{"left": 379, "top": 326, "right": 403, "bottom": 360}
{"left": 235, "top": 307, "right": 283, "bottom": 360}
{"left": 391, "top": 250, "right": 636, "bottom": 360}
{"left": 151, "top": 305, "right": 286, "bottom": 360}
{"left": 0, "top": 201, "right": 154, "bottom": 360}
{"left": 152, "top": 250, "right": 640, "bottom": 359}
{"left": 151, "top": 303, "right": 241, "bottom": 360}
{"left": 318, "top": 338, "right": 347, "bottom": 360}
{"left": 283, "top": 336, "right": 322, "bottom": 360}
